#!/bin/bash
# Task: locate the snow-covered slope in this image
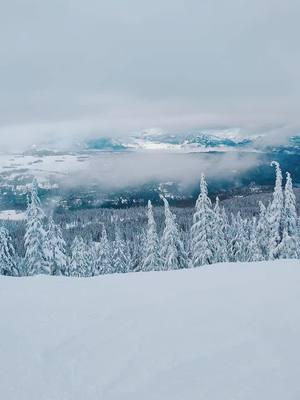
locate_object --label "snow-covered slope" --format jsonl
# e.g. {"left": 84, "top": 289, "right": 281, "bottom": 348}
{"left": 1, "top": 260, "right": 300, "bottom": 400}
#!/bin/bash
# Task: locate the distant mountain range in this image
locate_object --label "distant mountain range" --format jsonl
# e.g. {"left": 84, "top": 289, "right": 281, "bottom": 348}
{"left": 22, "top": 130, "right": 300, "bottom": 156}
{"left": 85, "top": 131, "right": 300, "bottom": 154}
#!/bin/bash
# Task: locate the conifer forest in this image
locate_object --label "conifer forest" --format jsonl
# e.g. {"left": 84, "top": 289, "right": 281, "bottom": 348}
{"left": 1, "top": 161, "right": 298, "bottom": 277}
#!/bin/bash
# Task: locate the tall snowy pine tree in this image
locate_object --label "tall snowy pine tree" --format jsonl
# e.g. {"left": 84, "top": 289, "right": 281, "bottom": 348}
{"left": 191, "top": 174, "right": 215, "bottom": 267}
{"left": 227, "top": 213, "right": 248, "bottom": 262}
{"left": 95, "top": 225, "right": 113, "bottom": 274}
{"left": 247, "top": 218, "right": 263, "bottom": 262}
{"left": 24, "top": 180, "right": 48, "bottom": 275}
{"left": 160, "top": 196, "right": 187, "bottom": 270}
{"left": 268, "top": 161, "right": 284, "bottom": 260}
{"left": 69, "top": 236, "right": 89, "bottom": 277}
{"left": 142, "top": 200, "right": 161, "bottom": 271}
{"left": 112, "top": 226, "right": 129, "bottom": 273}
{"left": 256, "top": 201, "right": 269, "bottom": 260}
{"left": 0, "top": 226, "right": 19, "bottom": 276}
{"left": 211, "top": 197, "right": 228, "bottom": 263}
{"left": 45, "top": 216, "right": 68, "bottom": 275}
{"left": 279, "top": 172, "right": 298, "bottom": 258}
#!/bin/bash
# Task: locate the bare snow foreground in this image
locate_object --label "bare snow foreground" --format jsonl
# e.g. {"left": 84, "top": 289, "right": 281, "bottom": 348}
{"left": 0, "top": 260, "right": 300, "bottom": 400}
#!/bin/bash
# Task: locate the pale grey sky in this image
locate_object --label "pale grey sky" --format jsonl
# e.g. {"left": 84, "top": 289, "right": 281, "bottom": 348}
{"left": 0, "top": 0, "right": 299, "bottom": 148}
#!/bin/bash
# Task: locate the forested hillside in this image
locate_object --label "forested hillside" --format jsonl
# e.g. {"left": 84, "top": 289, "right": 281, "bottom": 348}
{"left": 0, "top": 162, "right": 299, "bottom": 276}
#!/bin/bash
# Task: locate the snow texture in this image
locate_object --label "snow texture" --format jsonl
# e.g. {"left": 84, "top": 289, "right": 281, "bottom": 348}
{"left": 0, "top": 259, "right": 300, "bottom": 400}
{"left": 0, "top": 210, "right": 26, "bottom": 221}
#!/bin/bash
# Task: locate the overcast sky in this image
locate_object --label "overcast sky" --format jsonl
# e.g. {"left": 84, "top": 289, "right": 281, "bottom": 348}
{"left": 0, "top": 0, "right": 299, "bottom": 149}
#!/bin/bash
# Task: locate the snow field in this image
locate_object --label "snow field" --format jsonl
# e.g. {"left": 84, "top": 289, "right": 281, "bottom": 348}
{"left": 0, "top": 259, "right": 300, "bottom": 400}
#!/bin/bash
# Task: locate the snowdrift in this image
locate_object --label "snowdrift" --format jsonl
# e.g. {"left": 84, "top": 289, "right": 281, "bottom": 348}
{"left": 0, "top": 260, "right": 300, "bottom": 400}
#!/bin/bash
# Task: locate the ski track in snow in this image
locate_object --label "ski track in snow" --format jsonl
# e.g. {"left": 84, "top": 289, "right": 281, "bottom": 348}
{"left": 0, "top": 260, "right": 300, "bottom": 400}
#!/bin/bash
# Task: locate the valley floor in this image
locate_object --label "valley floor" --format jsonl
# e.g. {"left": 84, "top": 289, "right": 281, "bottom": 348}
{"left": 0, "top": 260, "right": 300, "bottom": 399}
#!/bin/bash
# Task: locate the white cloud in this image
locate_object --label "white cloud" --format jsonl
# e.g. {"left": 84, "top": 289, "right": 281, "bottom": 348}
{"left": 0, "top": 0, "right": 299, "bottom": 148}
{"left": 60, "top": 152, "right": 260, "bottom": 189}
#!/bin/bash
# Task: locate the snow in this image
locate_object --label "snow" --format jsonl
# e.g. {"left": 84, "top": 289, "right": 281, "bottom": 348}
{"left": 0, "top": 260, "right": 300, "bottom": 400}
{"left": 0, "top": 154, "right": 85, "bottom": 180}
{"left": 0, "top": 209, "right": 26, "bottom": 221}
{"left": 129, "top": 138, "right": 252, "bottom": 153}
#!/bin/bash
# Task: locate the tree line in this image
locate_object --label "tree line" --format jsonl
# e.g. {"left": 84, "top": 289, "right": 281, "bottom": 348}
{"left": 0, "top": 161, "right": 299, "bottom": 277}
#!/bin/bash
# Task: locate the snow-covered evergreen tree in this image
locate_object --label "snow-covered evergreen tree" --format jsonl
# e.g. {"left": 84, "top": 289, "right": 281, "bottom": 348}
{"left": 191, "top": 174, "right": 215, "bottom": 267}
{"left": 0, "top": 226, "right": 19, "bottom": 276}
{"left": 24, "top": 180, "right": 48, "bottom": 275}
{"left": 131, "top": 229, "right": 147, "bottom": 272}
{"left": 125, "top": 241, "right": 134, "bottom": 272}
{"left": 85, "top": 240, "right": 96, "bottom": 276}
{"left": 211, "top": 197, "right": 228, "bottom": 263}
{"left": 45, "top": 216, "right": 67, "bottom": 275}
{"left": 240, "top": 217, "right": 253, "bottom": 262}
{"left": 247, "top": 218, "right": 263, "bottom": 262}
{"left": 112, "top": 227, "right": 129, "bottom": 273}
{"left": 142, "top": 201, "right": 161, "bottom": 271}
{"left": 95, "top": 225, "right": 113, "bottom": 274}
{"left": 227, "top": 213, "right": 248, "bottom": 262}
{"left": 268, "top": 161, "right": 284, "bottom": 260}
{"left": 160, "top": 196, "right": 187, "bottom": 270}
{"left": 256, "top": 201, "right": 269, "bottom": 260}
{"left": 221, "top": 206, "right": 230, "bottom": 254}
{"left": 69, "top": 236, "right": 89, "bottom": 277}
{"left": 279, "top": 172, "right": 298, "bottom": 258}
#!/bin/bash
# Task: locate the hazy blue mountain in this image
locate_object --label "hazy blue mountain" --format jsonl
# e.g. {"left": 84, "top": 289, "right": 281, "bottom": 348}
{"left": 85, "top": 131, "right": 254, "bottom": 151}
{"left": 86, "top": 138, "right": 127, "bottom": 151}
{"left": 84, "top": 131, "right": 300, "bottom": 153}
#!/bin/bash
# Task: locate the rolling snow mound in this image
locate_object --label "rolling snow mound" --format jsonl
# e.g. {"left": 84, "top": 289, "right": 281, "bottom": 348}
{"left": 1, "top": 260, "right": 300, "bottom": 400}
